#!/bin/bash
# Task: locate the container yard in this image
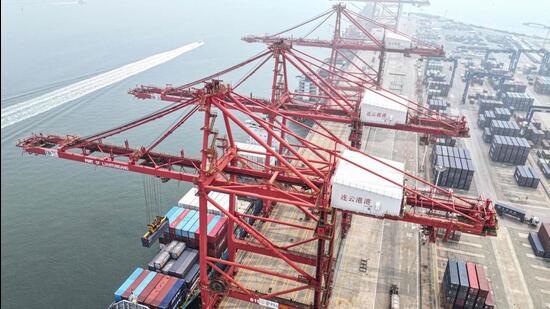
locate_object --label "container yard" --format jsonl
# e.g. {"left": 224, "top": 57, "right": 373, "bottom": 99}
{"left": 2, "top": 1, "right": 550, "bottom": 309}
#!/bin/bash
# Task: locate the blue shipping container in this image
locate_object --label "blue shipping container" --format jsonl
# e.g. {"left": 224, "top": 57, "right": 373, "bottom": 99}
{"left": 114, "top": 268, "right": 143, "bottom": 301}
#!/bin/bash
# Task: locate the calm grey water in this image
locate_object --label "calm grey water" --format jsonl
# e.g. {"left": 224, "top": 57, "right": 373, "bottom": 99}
{"left": 1, "top": 0, "right": 546, "bottom": 308}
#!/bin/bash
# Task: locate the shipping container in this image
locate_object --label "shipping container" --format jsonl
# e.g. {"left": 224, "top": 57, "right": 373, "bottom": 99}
{"left": 158, "top": 279, "right": 186, "bottom": 309}
{"left": 167, "top": 249, "right": 199, "bottom": 278}
{"left": 489, "top": 135, "right": 530, "bottom": 165}
{"left": 432, "top": 146, "right": 474, "bottom": 190}
{"left": 235, "top": 142, "right": 276, "bottom": 168}
{"left": 501, "top": 92, "right": 535, "bottom": 111}
{"left": 137, "top": 272, "right": 164, "bottom": 303}
{"left": 331, "top": 149, "right": 405, "bottom": 217}
{"left": 456, "top": 261, "right": 470, "bottom": 308}
{"left": 178, "top": 187, "right": 229, "bottom": 216}
{"left": 514, "top": 165, "right": 540, "bottom": 188}
{"left": 385, "top": 31, "right": 412, "bottom": 49}
{"left": 528, "top": 232, "right": 546, "bottom": 257}
{"left": 483, "top": 281, "right": 495, "bottom": 309}
{"left": 152, "top": 251, "right": 171, "bottom": 271}
{"left": 538, "top": 222, "right": 550, "bottom": 252}
{"left": 534, "top": 76, "right": 550, "bottom": 95}
{"left": 474, "top": 264, "right": 489, "bottom": 309}
{"left": 494, "top": 202, "right": 526, "bottom": 222}
{"left": 162, "top": 260, "right": 175, "bottom": 274}
{"left": 114, "top": 268, "right": 144, "bottom": 301}
{"left": 442, "top": 259, "right": 459, "bottom": 307}
{"left": 478, "top": 99, "right": 503, "bottom": 114}
{"left": 465, "top": 262, "right": 479, "bottom": 309}
{"left": 183, "top": 263, "right": 200, "bottom": 287}
{"left": 143, "top": 276, "right": 172, "bottom": 307}
{"left": 360, "top": 89, "right": 409, "bottom": 125}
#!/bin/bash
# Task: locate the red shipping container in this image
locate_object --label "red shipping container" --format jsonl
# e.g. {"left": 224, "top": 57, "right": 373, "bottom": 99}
{"left": 137, "top": 273, "right": 164, "bottom": 303}
{"left": 484, "top": 281, "right": 495, "bottom": 309}
{"left": 151, "top": 276, "right": 178, "bottom": 307}
{"left": 122, "top": 270, "right": 149, "bottom": 300}
{"left": 191, "top": 214, "right": 214, "bottom": 248}
{"left": 144, "top": 275, "right": 171, "bottom": 306}
{"left": 538, "top": 222, "right": 550, "bottom": 251}
{"left": 169, "top": 209, "right": 191, "bottom": 236}
{"left": 209, "top": 217, "right": 227, "bottom": 243}
{"left": 474, "top": 264, "right": 489, "bottom": 308}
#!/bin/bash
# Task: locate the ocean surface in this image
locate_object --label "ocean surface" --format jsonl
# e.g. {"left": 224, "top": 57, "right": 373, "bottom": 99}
{"left": 1, "top": 0, "right": 547, "bottom": 308}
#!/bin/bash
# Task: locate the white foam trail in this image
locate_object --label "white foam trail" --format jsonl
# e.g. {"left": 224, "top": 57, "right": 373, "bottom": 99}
{"left": 1, "top": 41, "right": 204, "bottom": 129}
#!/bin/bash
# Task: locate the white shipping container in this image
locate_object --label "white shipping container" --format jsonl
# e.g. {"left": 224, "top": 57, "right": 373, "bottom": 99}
{"left": 360, "top": 88, "right": 408, "bottom": 125}
{"left": 235, "top": 142, "right": 276, "bottom": 168}
{"left": 178, "top": 187, "right": 230, "bottom": 216}
{"left": 245, "top": 120, "right": 281, "bottom": 150}
{"left": 331, "top": 149, "right": 405, "bottom": 217}
{"left": 178, "top": 188, "right": 253, "bottom": 217}
{"left": 384, "top": 31, "right": 412, "bottom": 50}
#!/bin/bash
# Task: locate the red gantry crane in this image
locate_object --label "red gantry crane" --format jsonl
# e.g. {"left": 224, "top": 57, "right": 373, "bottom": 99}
{"left": 242, "top": 3, "right": 443, "bottom": 87}
{"left": 342, "top": 0, "right": 431, "bottom": 28}
{"left": 18, "top": 42, "right": 496, "bottom": 309}
{"left": 130, "top": 40, "right": 468, "bottom": 237}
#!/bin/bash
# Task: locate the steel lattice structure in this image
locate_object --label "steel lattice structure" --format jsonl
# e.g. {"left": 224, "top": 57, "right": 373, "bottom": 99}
{"left": 18, "top": 40, "right": 496, "bottom": 308}
{"left": 242, "top": 4, "right": 443, "bottom": 86}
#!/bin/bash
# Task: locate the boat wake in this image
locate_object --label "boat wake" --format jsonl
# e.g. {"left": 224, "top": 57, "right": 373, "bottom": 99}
{"left": 1, "top": 41, "right": 204, "bottom": 129}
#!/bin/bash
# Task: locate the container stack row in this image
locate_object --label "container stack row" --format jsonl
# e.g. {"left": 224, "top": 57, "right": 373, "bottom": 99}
{"left": 148, "top": 243, "right": 199, "bottom": 281}
{"left": 428, "top": 98, "right": 448, "bottom": 111}
{"left": 114, "top": 267, "right": 189, "bottom": 309}
{"left": 513, "top": 165, "right": 540, "bottom": 188}
{"left": 477, "top": 110, "right": 496, "bottom": 128}
{"left": 537, "top": 159, "right": 550, "bottom": 179}
{"left": 493, "top": 107, "right": 511, "bottom": 121}
{"left": 432, "top": 145, "right": 475, "bottom": 190}
{"left": 501, "top": 92, "right": 535, "bottom": 111}
{"left": 441, "top": 259, "right": 494, "bottom": 309}
{"left": 489, "top": 135, "right": 531, "bottom": 165}
{"left": 489, "top": 120, "right": 520, "bottom": 137}
{"left": 163, "top": 207, "right": 228, "bottom": 258}
{"left": 534, "top": 76, "right": 550, "bottom": 95}
{"left": 499, "top": 80, "right": 527, "bottom": 94}
{"left": 524, "top": 123, "right": 545, "bottom": 145}
{"left": 477, "top": 99, "right": 503, "bottom": 114}
{"left": 429, "top": 81, "right": 451, "bottom": 97}
{"left": 482, "top": 128, "right": 493, "bottom": 143}
{"left": 528, "top": 223, "right": 550, "bottom": 259}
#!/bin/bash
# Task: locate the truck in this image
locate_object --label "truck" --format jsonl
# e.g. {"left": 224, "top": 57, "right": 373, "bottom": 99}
{"left": 389, "top": 284, "right": 399, "bottom": 309}
{"left": 494, "top": 202, "right": 540, "bottom": 226}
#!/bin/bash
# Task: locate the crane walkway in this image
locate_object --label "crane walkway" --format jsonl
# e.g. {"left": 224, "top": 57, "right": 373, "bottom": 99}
{"left": 219, "top": 121, "right": 350, "bottom": 308}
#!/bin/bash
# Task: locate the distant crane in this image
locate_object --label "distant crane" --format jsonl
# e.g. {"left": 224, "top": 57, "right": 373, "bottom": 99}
{"left": 337, "top": 0, "right": 430, "bottom": 28}
{"left": 242, "top": 3, "right": 444, "bottom": 87}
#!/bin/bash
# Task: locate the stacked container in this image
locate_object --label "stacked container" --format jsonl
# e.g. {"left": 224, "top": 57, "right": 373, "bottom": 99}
{"left": 534, "top": 76, "right": 550, "bottom": 95}
{"left": 524, "top": 124, "right": 545, "bottom": 145}
{"left": 478, "top": 114, "right": 488, "bottom": 128}
{"left": 501, "top": 92, "right": 535, "bottom": 111}
{"left": 530, "top": 223, "right": 550, "bottom": 259}
{"left": 489, "top": 135, "right": 531, "bottom": 165}
{"left": 440, "top": 259, "right": 492, "bottom": 309}
{"left": 114, "top": 267, "right": 186, "bottom": 309}
{"left": 178, "top": 187, "right": 229, "bottom": 217}
{"left": 429, "top": 81, "right": 450, "bottom": 97}
{"left": 432, "top": 145, "right": 475, "bottom": 190}
{"left": 513, "top": 165, "right": 540, "bottom": 188}
{"left": 428, "top": 98, "right": 447, "bottom": 111}
{"left": 537, "top": 159, "right": 550, "bottom": 179}
{"left": 482, "top": 128, "right": 492, "bottom": 143}
{"left": 478, "top": 99, "right": 503, "bottom": 114}
{"left": 493, "top": 107, "right": 511, "bottom": 121}
{"left": 500, "top": 80, "right": 527, "bottom": 93}
{"left": 489, "top": 120, "right": 520, "bottom": 137}
{"left": 163, "top": 207, "right": 228, "bottom": 258}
